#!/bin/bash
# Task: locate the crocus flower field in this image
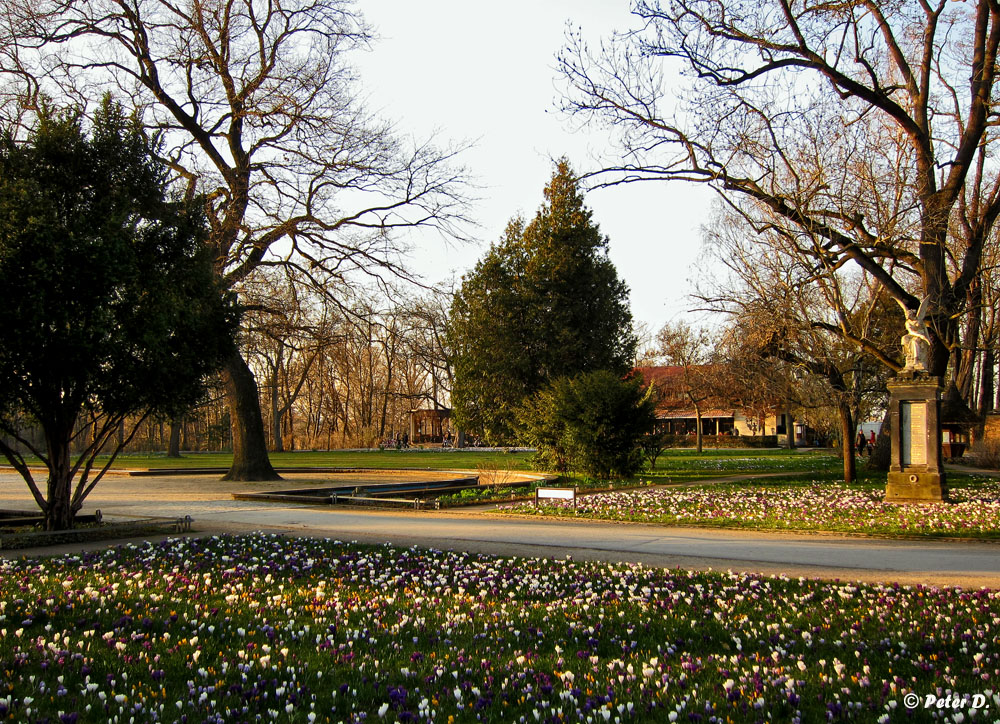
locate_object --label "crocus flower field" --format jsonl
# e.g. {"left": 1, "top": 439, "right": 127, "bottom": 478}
{"left": 502, "top": 480, "right": 1000, "bottom": 538}
{"left": 1, "top": 535, "right": 998, "bottom": 723}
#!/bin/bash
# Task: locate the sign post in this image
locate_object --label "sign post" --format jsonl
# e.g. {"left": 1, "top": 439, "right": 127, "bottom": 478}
{"left": 534, "top": 487, "right": 578, "bottom": 509}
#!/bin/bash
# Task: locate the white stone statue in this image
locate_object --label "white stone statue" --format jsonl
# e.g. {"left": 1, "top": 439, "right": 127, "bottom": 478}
{"left": 898, "top": 296, "right": 931, "bottom": 371}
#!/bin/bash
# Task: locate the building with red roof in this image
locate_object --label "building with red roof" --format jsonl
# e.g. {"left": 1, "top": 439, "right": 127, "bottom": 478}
{"left": 635, "top": 366, "right": 810, "bottom": 445}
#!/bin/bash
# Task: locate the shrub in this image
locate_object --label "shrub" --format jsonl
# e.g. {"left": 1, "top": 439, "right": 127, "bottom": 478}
{"left": 519, "top": 370, "right": 656, "bottom": 478}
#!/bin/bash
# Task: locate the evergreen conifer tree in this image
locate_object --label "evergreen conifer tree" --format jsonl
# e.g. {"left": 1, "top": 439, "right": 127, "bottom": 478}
{"left": 449, "top": 159, "right": 636, "bottom": 443}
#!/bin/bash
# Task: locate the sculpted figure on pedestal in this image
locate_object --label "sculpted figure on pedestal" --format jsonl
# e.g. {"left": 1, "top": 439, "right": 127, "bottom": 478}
{"left": 899, "top": 297, "right": 931, "bottom": 372}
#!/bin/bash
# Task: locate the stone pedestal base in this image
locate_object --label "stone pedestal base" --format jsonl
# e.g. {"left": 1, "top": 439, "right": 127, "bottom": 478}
{"left": 886, "top": 471, "right": 947, "bottom": 503}
{"left": 885, "top": 372, "right": 947, "bottom": 504}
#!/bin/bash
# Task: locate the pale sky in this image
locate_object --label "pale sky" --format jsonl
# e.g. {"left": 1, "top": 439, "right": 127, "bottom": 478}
{"left": 354, "top": 0, "right": 714, "bottom": 332}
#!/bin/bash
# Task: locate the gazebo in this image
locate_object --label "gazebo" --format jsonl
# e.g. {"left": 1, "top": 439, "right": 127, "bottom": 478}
{"left": 409, "top": 407, "right": 452, "bottom": 445}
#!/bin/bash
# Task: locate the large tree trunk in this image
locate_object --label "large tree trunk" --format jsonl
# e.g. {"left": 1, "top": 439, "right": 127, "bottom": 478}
{"left": 956, "top": 279, "right": 982, "bottom": 400}
{"left": 980, "top": 347, "right": 995, "bottom": 415}
{"left": 837, "top": 400, "right": 856, "bottom": 485}
{"left": 44, "top": 425, "right": 74, "bottom": 530}
{"left": 270, "top": 367, "right": 285, "bottom": 454}
{"left": 167, "top": 418, "right": 182, "bottom": 458}
{"left": 694, "top": 404, "right": 703, "bottom": 454}
{"left": 784, "top": 404, "right": 795, "bottom": 450}
{"left": 221, "top": 351, "right": 280, "bottom": 481}
{"left": 972, "top": 346, "right": 995, "bottom": 445}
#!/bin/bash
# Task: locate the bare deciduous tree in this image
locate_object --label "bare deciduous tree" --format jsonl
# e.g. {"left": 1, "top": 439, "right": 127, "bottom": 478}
{"left": 403, "top": 292, "right": 455, "bottom": 409}
{"left": 656, "top": 321, "right": 717, "bottom": 454}
{"left": 559, "top": 1, "right": 1000, "bottom": 379}
{"left": 242, "top": 272, "right": 336, "bottom": 452}
{"left": 1, "top": 0, "right": 471, "bottom": 479}
{"left": 700, "top": 203, "right": 899, "bottom": 482}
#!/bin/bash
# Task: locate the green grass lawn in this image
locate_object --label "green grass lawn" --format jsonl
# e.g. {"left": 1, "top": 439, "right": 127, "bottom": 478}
{"left": 6, "top": 446, "right": 839, "bottom": 477}
{"left": 9, "top": 448, "right": 537, "bottom": 471}
{"left": 641, "top": 448, "right": 843, "bottom": 484}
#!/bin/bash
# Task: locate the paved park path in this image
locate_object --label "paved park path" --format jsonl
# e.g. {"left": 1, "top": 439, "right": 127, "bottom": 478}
{"left": 2, "top": 470, "right": 999, "bottom": 588}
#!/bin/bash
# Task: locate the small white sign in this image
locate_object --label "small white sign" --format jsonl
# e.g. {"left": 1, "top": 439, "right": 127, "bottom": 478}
{"left": 535, "top": 487, "right": 578, "bottom": 508}
{"left": 536, "top": 487, "right": 575, "bottom": 500}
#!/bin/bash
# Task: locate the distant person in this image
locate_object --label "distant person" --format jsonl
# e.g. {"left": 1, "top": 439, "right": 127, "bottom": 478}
{"left": 856, "top": 431, "right": 867, "bottom": 456}
{"left": 869, "top": 430, "right": 877, "bottom": 447}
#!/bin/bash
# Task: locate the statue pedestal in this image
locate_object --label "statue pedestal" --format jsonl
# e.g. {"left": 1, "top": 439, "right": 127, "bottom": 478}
{"left": 885, "top": 372, "right": 947, "bottom": 503}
